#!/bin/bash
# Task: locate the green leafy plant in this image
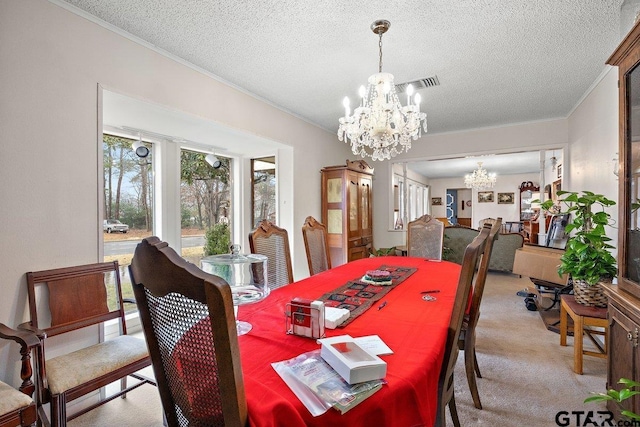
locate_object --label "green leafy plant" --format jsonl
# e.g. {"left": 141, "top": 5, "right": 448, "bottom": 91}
{"left": 204, "top": 222, "right": 231, "bottom": 256}
{"left": 585, "top": 378, "right": 640, "bottom": 421}
{"left": 369, "top": 247, "right": 397, "bottom": 256}
{"left": 539, "top": 190, "right": 617, "bottom": 285}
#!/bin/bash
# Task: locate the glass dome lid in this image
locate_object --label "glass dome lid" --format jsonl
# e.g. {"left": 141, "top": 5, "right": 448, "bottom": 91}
{"left": 200, "top": 244, "right": 269, "bottom": 305}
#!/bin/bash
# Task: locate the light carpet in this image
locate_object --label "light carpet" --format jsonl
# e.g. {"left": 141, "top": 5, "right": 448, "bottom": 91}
{"left": 69, "top": 272, "right": 608, "bottom": 426}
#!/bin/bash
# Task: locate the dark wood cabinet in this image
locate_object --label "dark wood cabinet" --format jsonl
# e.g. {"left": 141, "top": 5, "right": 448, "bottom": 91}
{"left": 603, "top": 283, "right": 640, "bottom": 415}
{"left": 321, "top": 160, "right": 373, "bottom": 267}
{"left": 604, "top": 18, "right": 640, "bottom": 419}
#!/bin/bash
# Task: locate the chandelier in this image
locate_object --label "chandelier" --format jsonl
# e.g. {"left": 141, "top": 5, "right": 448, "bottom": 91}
{"left": 464, "top": 162, "right": 496, "bottom": 190}
{"left": 337, "top": 20, "right": 427, "bottom": 161}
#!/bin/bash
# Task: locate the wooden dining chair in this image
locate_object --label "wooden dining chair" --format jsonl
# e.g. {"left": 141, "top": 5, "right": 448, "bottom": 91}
{"left": 301, "top": 216, "right": 332, "bottom": 276}
{"left": 407, "top": 214, "right": 445, "bottom": 260}
{"left": 129, "top": 236, "right": 247, "bottom": 427}
{"left": 435, "top": 224, "right": 490, "bottom": 427}
{"left": 0, "top": 324, "right": 39, "bottom": 427}
{"left": 249, "top": 219, "right": 294, "bottom": 289}
{"left": 20, "top": 262, "right": 153, "bottom": 426}
{"left": 458, "top": 217, "right": 502, "bottom": 410}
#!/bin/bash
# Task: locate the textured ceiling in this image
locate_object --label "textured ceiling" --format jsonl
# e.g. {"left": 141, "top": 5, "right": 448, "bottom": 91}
{"left": 57, "top": 0, "right": 625, "bottom": 135}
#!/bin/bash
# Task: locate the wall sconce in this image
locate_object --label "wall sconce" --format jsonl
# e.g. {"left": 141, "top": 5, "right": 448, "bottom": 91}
{"left": 613, "top": 153, "right": 620, "bottom": 177}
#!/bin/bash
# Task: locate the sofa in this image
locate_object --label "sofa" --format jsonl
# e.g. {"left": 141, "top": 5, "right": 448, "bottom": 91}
{"left": 444, "top": 225, "right": 524, "bottom": 273}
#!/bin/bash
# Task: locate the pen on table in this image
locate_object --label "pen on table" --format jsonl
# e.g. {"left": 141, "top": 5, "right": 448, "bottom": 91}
{"left": 378, "top": 301, "right": 388, "bottom": 310}
{"left": 420, "top": 290, "right": 440, "bottom": 294}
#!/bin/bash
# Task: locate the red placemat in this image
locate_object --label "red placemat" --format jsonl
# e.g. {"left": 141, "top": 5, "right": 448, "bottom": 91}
{"left": 318, "top": 265, "right": 417, "bottom": 327}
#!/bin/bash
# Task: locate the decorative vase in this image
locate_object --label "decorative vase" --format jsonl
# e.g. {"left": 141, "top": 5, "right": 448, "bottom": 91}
{"left": 572, "top": 279, "right": 608, "bottom": 308}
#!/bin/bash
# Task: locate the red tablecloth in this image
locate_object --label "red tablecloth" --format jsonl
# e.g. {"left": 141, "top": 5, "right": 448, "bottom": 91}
{"left": 238, "top": 256, "right": 462, "bottom": 427}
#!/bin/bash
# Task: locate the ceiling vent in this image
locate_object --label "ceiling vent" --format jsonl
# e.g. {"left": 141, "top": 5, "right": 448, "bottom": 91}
{"left": 396, "top": 76, "right": 440, "bottom": 93}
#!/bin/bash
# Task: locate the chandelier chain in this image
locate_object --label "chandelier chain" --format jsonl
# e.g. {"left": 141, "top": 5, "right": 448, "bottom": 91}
{"left": 378, "top": 32, "right": 383, "bottom": 73}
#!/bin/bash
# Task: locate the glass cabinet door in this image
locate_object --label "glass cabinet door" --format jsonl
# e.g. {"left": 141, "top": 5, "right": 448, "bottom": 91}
{"left": 348, "top": 172, "right": 359, "bottom": 236}
{"left": 625, "top": 62, "right": 640, "bottom": 284}
{"left": 360, "top": 176, "right": 371, "bottom": 232}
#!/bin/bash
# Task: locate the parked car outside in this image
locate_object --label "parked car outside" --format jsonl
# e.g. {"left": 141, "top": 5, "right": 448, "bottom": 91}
{"left": 103, "top": 219, "right": 129, "bottom": 233}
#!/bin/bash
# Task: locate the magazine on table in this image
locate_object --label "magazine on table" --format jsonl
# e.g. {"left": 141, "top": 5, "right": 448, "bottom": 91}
{"left": 272, "top": 349, "right": 385, "bottom": 416}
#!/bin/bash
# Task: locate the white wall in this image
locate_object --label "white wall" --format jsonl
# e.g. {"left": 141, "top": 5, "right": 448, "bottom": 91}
{"left": 566, "top": 67, "right": 620, "bottom": 253}
{"left": 0, "top": 0, "right": 350, "bottom": 385}
{"left": 428, "top": 173, "right": 538, "bottom": 226}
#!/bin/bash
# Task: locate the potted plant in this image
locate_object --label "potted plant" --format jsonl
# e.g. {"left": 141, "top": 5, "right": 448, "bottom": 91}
{"left": 369, "top": 246, "right": 397, "bottom": 257}
{"left": 585, "top": 378, "right": 640, "bottom": 421}
{"left": 540, "top": 190, "right": 617, "bottom": 307}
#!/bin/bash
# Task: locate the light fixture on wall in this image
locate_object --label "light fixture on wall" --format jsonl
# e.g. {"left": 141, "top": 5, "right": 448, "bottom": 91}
{"left": 337, "top": 20, "right": 427, "bottom": 161}
{"left": 205, "top": 154, "right": 222, "bottom": 169}
{"left": 550, "top": 150, "right": 558, "bottom": 168}
{"left": 132, "top": 135, "right": 149, "bottom": 158}
{"left": 613, "top": 152, "right": 620, "bottom": 177}
{"left": 464, "top": 162, "right": 497, "bottom": 190}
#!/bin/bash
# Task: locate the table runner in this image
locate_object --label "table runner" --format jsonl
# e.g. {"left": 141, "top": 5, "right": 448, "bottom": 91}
{"left": 318, "top": 265, "right": 416, "bottom": 327}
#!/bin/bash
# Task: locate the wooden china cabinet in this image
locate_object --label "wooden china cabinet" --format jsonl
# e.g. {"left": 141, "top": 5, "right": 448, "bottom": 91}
{"left": 604, "top": 19, "right": 640, "bottom": 418}
{"left": 321, "top": 160, "right": 374, "bottom": 267}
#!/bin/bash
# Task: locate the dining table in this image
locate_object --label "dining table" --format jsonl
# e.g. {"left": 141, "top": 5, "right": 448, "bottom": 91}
{"left": 237, "top": 256, "right": 462, "bottom": 427}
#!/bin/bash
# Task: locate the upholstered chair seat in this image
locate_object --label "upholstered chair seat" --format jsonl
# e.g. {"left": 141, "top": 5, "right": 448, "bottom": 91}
{"left": 45, "top": 335, "right": 148, "bottom": 395}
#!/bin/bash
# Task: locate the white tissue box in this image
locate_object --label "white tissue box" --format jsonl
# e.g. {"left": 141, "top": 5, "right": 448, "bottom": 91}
{"left": 324, "top": 307, "right": 350, "bottom": 329}
{"left": 320, "top": 336, "right": 387, "bottom": 384}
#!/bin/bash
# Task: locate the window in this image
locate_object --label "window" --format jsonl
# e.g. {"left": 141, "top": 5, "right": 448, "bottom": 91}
{"left": 252, "top": 156, "right": 276, "bottom": 227}
{"left": 102, "top": 133, "right": 154, "bottom": 311}
{"left": 180, "top": 149, "right": 232, "bottom": 261}
{"left": 406, "top": 180, "right": 430, "bottom": 222}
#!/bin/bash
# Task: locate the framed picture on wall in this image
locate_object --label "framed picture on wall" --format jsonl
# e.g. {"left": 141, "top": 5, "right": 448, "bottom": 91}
{"left": 557, "top": 164, "right": 563, "bottom": 178}
{"left": 478, "top": 191, "right": 494, "bottom": 203}
{"left": 431, "top": 197, "right": 442, "bottom": 206}
{"left": 497, "top": 192, "right": 514, "bottom": 204}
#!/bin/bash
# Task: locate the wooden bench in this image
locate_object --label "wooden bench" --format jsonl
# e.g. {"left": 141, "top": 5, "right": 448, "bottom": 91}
{"left": 559, "top": 295, "right": 608, "bottom": 374}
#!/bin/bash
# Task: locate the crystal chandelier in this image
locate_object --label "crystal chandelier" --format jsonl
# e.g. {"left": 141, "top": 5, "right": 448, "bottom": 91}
{"left": 337, "top": 20, "right": 427, "bottom": 161}
{"left": 464, "top": 162, "right": 497, "bottom": 190}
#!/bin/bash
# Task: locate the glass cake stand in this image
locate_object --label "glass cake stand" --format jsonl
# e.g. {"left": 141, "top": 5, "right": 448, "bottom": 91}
{"left": 200, "top": 244, "right": 269, "bottom": 335}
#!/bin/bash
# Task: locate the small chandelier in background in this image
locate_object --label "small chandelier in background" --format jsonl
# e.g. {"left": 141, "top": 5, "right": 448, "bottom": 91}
{"left": 464, "top": 162, "right": 497, "bottom": 190}
{"left": 338, "top": 20, "right": 427, "bottom": 161}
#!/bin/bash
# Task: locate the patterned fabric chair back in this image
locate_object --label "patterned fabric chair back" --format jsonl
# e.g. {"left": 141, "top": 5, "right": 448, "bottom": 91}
{"left": 407, "top": 214, "right": 444, "bottom": 260}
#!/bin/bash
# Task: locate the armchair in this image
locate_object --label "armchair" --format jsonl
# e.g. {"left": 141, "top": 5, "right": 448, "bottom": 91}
{"left": 0, "top": 324, "right": 39, "bottom": 427}
{"left": 21, "top": 262, "right": 153, "bottom": 426}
